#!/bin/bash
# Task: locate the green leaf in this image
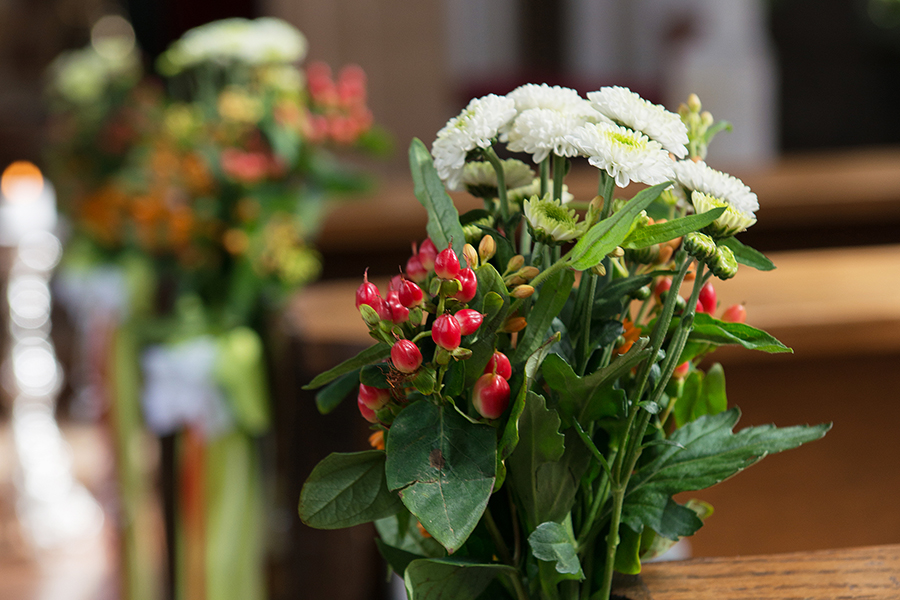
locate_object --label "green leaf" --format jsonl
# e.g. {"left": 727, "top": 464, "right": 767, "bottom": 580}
{"left": 685, "top": 313, "right": 790, "bottom": 353}
{"left": 385, "top": 401, "right": 497, "bottom": 553}
{"left": 622, "top": 408, "right": 830, "bottom": 538}
{"left": 375, "top": 512, "right": 446, "bottom": 558}
{"left": 528, "top": 521, "right": 584, "bottom": 578}
{"left": 512, "top": 267, "right": 575, "bottom": 365}
{"left": 614, "top": 523, "right": 643, "bottom": 575}
{"left": 567, "top": 182, "right": 670, "bottom": 271}
{"left": 404, "top": 558, "right": 516, "bottom": 600}
{"left": 409, "top": 138, "right": 467, "bottom": 256}
{"left": 315, "top": 370, "right": 359, "bottom": 414}
{"left": 720, "top": 237, "right": 775, "bottom": 271}
{"left": 304, "top": 343, "right": 391, "bottom": 389}
{"left": 376, "top": 538, "right": 424, "bottom": 578}
{"left": 360, "top": 363, "right": 391, "bottom": 388}
{"left": 298, "top": 450, "right": 403, "bottom": 529}
{"left": 622, "top": 208, "right": 726, "bottom": 249}
{"left": 672, "top": 363, "right": 727, "bottom": 428}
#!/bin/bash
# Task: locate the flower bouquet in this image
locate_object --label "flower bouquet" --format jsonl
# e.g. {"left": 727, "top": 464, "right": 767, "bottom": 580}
{"left": 299, "top": 85, "right": 830, "bottom": 600}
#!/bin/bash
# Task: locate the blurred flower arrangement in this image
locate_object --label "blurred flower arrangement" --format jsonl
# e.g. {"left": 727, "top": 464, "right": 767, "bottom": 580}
{"left": 45, "top": 16, "right": 385, "bottom": 600}
{"left": 299, "top": 86, "right": 829, "bottom": 600}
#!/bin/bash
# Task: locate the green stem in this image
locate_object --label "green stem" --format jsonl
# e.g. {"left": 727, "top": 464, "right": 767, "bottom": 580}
{"left": 484, "top": 147, "right": 509, "bottom": 223}
{"left": 599, "top": 172, "right": 615, "bottom": 221}
{"left": 540, "top": 157, "right": 550, "bottom": 197}
{"left": 578, "top": 271, "right": 598, "bottom": 375}
{"left": 506, "top": 570, "right": 530, "bottom": 600}
{"left": 553, "top": 154, "right": 567, "bottom": 202}
{"left": 598, "top": 487, "right": 625, "bottom": 600}
{"left": 580, "top": 545, "right": 595, "bottom": 600}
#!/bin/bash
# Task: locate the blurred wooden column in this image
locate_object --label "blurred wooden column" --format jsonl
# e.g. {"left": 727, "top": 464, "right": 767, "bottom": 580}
{"left": 264, "top": 0, "right": 453, "bottom": 171}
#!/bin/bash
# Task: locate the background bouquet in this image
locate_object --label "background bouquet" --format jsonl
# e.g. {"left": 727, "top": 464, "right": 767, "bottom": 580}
{"left": 300, "top": 85, "right": 829, "bottom": 600}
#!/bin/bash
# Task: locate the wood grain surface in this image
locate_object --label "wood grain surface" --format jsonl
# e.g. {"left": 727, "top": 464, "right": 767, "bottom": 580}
{"left": 639, "top": 544, "right": 900, "bottom": 600}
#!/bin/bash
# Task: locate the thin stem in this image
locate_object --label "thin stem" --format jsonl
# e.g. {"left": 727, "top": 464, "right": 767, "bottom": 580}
{"left": 505, "top": 571, "right": 530, "bottom": 600}
{"left": 540, "top": 157, "right": 550, "bottom": 197}
{"left": 553, "top": 154, "right": 566, "bottom": 203}
{"left": 599, "top": 172, "right": 615, "bottom": 221}
{"left": 484, "top": 147, "right": 509, "bottom": 223}
{"left": 597, "top": 488, "right": 625, "bottom": 600}
{"left": 578, "top": 271, "right": 598, "bottom": 375}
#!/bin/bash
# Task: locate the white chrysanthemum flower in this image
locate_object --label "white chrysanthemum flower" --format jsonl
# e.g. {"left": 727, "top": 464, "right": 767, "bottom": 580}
{"left": 507, "top": 83, "right": 603, "bottom": 117}
{"left": 690, "top": 191, "right": 757, "bottom": 238}
{"left": 508, "top": 179, "right": 574, "bottom": 204}
{"left": 506, "top": 108, "right": 593, "bottom": 163}
{"left": 567, "top": 122, "right": 675, "bottom": 188}
{"left": 588, "top": 86, "right": 688, "bottom": 158}
{"left": 431, "top": 94, "right": 518, "bottom": 190}
{"left": 523, "top": 194, "right": 588, "bottom": 243}
{"left": 462, "top": 159, "right": 534, "bottom": 199}
{"left": 672, "top": 160, "right": 759, "bottom": 220}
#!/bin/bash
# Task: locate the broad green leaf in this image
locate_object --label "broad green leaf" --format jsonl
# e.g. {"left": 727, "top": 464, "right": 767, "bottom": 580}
{"left": 385, "top": 401, "right": 497, "bottom": 553}
{"left": 567, "top": 182, "right": 670, "bottom": 270}
{"left": 528, "top": 521, "right": 584, "bottom": 578}
{"left": 409, "top": 138, "right": 467, "bottom": 256}
{"left": 685, "top": 313, "right": 790, "bottom": 353}
{"left": 592, "top": 275, "right": 653, "bottom": 319}
{"left": 376, "top": 539, "right": 427, "bottom": 579}
{"left": 360, "top": 363, "right": 391, "bottom": 388}
{"left": 315, "top": 370, "right": 359, "bottom": 414}
{"left": 375, "top": 513, "right": 445, "bottom": 558}
{"left": 640, "top": 499, "right": 714, "bottom": 561}
{"left": 303, "top": 343, "right": 391, "bottom": 389}
{"left": 614, "top": 523, "right": 643, "bottom": 575}
{"left": 622, "top": 208, "right": 726, "bottom": 249}
{"left": 672, "top": 363, "right": 727, "bottom": 428}
{"left": 512, "top": 268, "right": 575, "bottom": 365}
{"left": 299, "top": 450, "right": 403, "bottom": 529}
{"left": 404, "top": 558, "right": 516, "bottom": 600}
{"left": 543, "top": 340, "right": 650, "bottom": 423}
{"left": 721, "top": 237, "right": 775, "bottom": 271}
{"left": 622, "top": 408, "right": 830, "bottom": 538}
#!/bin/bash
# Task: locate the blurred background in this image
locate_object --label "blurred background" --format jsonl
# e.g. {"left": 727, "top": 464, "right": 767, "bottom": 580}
{"left": 0, "top": 0, "right": 899, "bottom": 599}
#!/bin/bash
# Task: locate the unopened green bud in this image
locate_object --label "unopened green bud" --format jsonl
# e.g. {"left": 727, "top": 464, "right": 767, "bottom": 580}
{"left": 511, "top": 285, "right": 535, "bottom": 299}
{"left": 478, "top": 235, "right": 496, "bottom": 262}
{"left": 506, "top": 255, "right": 525, "bottom": 274}
{"left": 630, "top": 285, "right": 651, "bottom": 300}
{"left": 688, "top": 93, "right": 702, "bottom": 113}
{"left": 701, "top": 111, "right": 714, "bottom": 128}
{"left": 709, "top": 244, "right": 739, "bottom": 280}
{"left": 440, "top": 278, "right": 461, "bottom": 296}
{"left": 683, "top": 231, "right": 718, "bottom": 261}
{"left": 519, "top": 266, "right": 540, "bottom": 281}
{"left": 625, "top": 245, "right": 659, "bottom": 265}
{"left": 463, "top": 243, "right": 479, "bottom": 269}
{"left": 450, "top": 347, "right": 473, "bottom": 360}
{"left": 609, "top": 246, "right": 625, "bottom": 259}
{"left": 360, "top": 304, "right": 381, "bottom": 327}
{"left": 435, "top": 347, "right": 452, "bottom": 366}
{"left": 590, "top": 263, "right": 606, "bottom": 277}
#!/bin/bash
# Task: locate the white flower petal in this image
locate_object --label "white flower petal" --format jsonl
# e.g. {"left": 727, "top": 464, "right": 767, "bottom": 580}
{"left": 567, "top": 122, "right": 675, "bottom": 187}
{"left": 588, "top": 86, "right": 688, "bottom": 158}
{"left": 673, "top": 160, "right": 758, "bottom": 218}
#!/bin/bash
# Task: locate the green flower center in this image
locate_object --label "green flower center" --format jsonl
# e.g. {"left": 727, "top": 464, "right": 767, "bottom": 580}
{"left": 607, "top": 130, "right": 644, "bottom": 149}
{"left": 539, "top": 202, "right": 577, "bottom": 225}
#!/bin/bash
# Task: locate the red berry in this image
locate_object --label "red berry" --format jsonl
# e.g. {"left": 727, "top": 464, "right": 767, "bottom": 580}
{"left": 387, "top": 291, "right": 409, "bottom": 323}
{"left": 454, "top": 268, "right": 478, "bottom": 303}
{"left": 372, "top": 296, "right": 393, "bottom": 321}
{"left": 454, "top": 309, "right": 483, "bottom": 335}
{"left": 398, "top": 279, "right": 424, "bottom": 307}
{"left": 388, "top": 274, "right": 404, "bottom": 294}
{"left": 406, "top": 254, "right": 428, "bottom": 282}
{"left": 698, "top": 281, "right": 717, "bottom": 314}
{"left": 673, "top": 361, "right": 690, "bottom": 379}
{"left": 358, "top": 383, "right": 390, "bottom": 410}
{"left": 721, "top": 303, "right": 747, "bottom": 324}
{"left": 654, "top": 277, "right": 671, "bottom": 299}
{"left": 358, "top": 397, "right": 379, "bottom": 423}
{"left": 432, "top": 313, "right": 462, "bottom": 350}
{"left": 695, "top": 300, "right": 704, "bottom": 313}
{"left": 419, "top": 238, "right": 438, "bottom": 270}
{"left": 472, "top": 373, "right": 511, "bottom": 419}
{"left": 434, "top": 245, "right": 461, "bottom": 280}
{"left": 484, "top": 351, "right": 512, "bottom": 380}
{"left": 391, "top": 339, "right": 422, "bottom": 373}
{"left": 355, "top": 270, "right": 381, "bottom": 309}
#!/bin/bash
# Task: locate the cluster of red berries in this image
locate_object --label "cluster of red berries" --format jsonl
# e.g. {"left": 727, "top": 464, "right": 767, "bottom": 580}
{"left": 304, "top": 61, "right": 374, "bottom": 145}
{"left": 355, "top": 238, "right": 512, "bottom": 424}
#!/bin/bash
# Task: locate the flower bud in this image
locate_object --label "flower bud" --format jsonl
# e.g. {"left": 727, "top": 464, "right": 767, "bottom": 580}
{"left": 519, "top": 266, "right": 540, "bottom": 281}
{"left": 709, "top": 245, "right": 739, "bottom": 280}
{"left": 511, "top": 285, "right": 535, "bottom": 299}
{"left": 688, "top": 93, "right": 702, "bottom": 113}
{"left": 355, "top": 270, "right": 381, "bottom": 310}
{"left": 419, "top": 238, "right": 438, "bottom": 270}
{"left": 463, "top": 243, "right": 479, "bottom": 269}
{"left": 391, "top": 339, "right": 422, "bottom": 373}
{"left": 472, "top": 373, "right": 511, "bottom": 419}
{"left": 440, "top": 278, "right": 461, "bottom": 297}
{"left": 506, "top": 255, "right": 525, "bottom": 274}
{"left": 721, "top": 303, "right": 747, "bottom": 324}
{"left": 501, "top": 316, "right": 527, "bottom": 333}
{"left": 454, "top": 308, "right": 483, "bottom": 335}
{"left": 432, "top": 313, "right": 462, "bottom": 350}
{"left": 434, "top": 245, "right": 461, "bottom": 280}
{"left": 672, "top": 361, "right": 690, "bottom": 380}
{"left": 358, "top": 383, "right": 390, "bottom": 410}
{"left": 683, "top": 231, "right": 717, "bottom": 262}
{"left": 591, "top": 263, "right": 606, "bottom": 277}
{"left": 485, "top": 351, "right": 512, "bottom": 380}
{"left": 610, "top": 246, "right": 625, "bottom": 259}
{"left": 359, "top": 303, "right": 382, "bottom": 327}
{"left": 454, "top": 268, "right": 478, "bottom": 303}
{"left": 478, "top": 235, "right": 496, "bottom": 262}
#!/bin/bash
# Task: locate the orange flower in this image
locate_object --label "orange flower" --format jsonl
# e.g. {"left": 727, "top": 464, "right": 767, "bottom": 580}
{"left": 368, "top": 430, "right": 384, "bottom": 451}
{"left": 615, "top": 318, "right": 642, "bottom": 355}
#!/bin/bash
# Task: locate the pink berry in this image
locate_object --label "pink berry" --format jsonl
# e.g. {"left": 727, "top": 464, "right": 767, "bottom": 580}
{"left": 472, "top": 373, "right": 511, "bottom": 419}
{"left": 406, "top": 254, "right": 428, "bottom": 283}
{"left": 358, "top": 383, "right": 390, "bottom": 410}
{"left": 358, "top": 397, "right": 379, "bottom": 423}
{"left": 484, "top": 351, "right": 512, "bottom": 380}
{"left": 387, "top": 291, "right": 409, "bottom": 323}
{"left": 721, "top": 303, "right": 747, "bottom": 324}
{"left": 372, "top": 296, "right": 393, "bottom": 321}
{"left": 419, "top": 239, "right": 438, "bottom": 270}
{"left": 398, "top": 279, "right": 424, "bottom": 308}
{"left": 698, "top": 281, "right": 717, "bottom": 314}
{"left": 454, "top": 268, "right": 478, "bottom": 303}
{"left": 434, "top": 245, "right": 461, "bottom": 280}
{"left": 355, "top": 270, "right": 381, "bottom": 310}
{"left": 432, "top": 313, "right": 462, "bottom": 350}
{"left": 454, "top": 309, "right": 483, "bottom": 336}
{"left": 391, "top": 339, "right": 422, "bottom": 373}
{"left": 388, "top": 274, "right": 404, "bottom": 294}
